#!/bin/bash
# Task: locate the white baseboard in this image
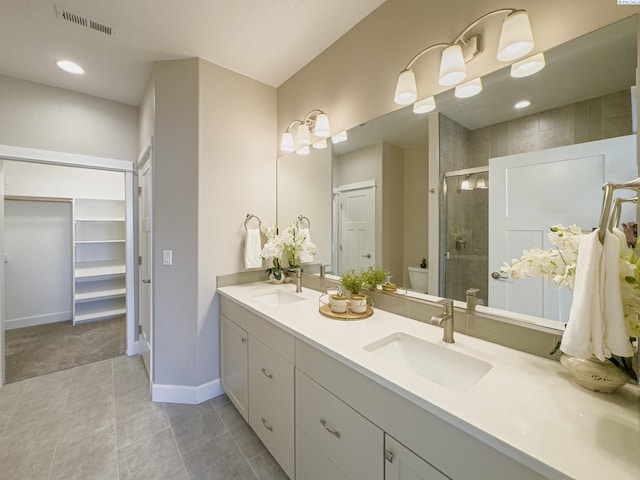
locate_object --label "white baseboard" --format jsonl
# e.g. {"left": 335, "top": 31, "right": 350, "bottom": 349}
{"left": 4, "top": 311, "right": 72, "bottom": 330}
{"left": 151, "top": 378, "right": 224, "bottom": 404}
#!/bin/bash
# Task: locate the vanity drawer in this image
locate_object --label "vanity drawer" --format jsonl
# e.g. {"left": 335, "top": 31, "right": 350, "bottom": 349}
{"left": 295, "top": 369, "right": 383, "bottom": 480}
{"left": 296, "top": 427, "right": 349, "bottom": 480}
{"left": 220, "top": 296, "right": 294, "bottom": 362}
{"left": 248, "top": 336, "right": 294, "bottom": 409}
{"left": 249, "top": 381, "right": 294, "bottom": 479}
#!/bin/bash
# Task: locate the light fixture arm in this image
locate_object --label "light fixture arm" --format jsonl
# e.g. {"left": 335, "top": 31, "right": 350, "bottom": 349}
{"left": 403, "top": 43, "right": 450, "bottom": 71}
{"left": 451, "top": 8, "right": 519, "bottom": 45}
{"left": 302, "top": 109, "right": 326, "bottom": 124}
{"left": 284, "top": 119, "right": 303, "bottom": 134}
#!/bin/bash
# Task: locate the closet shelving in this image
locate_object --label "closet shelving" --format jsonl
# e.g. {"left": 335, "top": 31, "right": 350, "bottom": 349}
{"left": 73, "top": 198, "right": 126, "bottom": 324}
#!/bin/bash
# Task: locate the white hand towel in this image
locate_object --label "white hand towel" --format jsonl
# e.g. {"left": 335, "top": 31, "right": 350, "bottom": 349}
{"left": 244, "top": 227, "right": 262, "bottom": 269}
{"left": 298, "top": 227, "right": 314, "bottom": 263}
{"left": 561, "top": 229, "right": 633, "bottom": 360}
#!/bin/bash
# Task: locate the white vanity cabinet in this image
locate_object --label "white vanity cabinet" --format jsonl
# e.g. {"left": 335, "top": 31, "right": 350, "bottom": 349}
{"left": 219, "top": 297, "right": 295, "bottom": 478}
{"left": 385, "top": 435, "right": 450, "bottom": 480}
{"left": 220, "top": 314, "right": 249, "bottom": 421}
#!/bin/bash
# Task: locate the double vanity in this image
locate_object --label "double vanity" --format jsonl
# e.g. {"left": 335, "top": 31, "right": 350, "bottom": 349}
{"left": 218, "top": 280, "right": 639, "bottom": 480}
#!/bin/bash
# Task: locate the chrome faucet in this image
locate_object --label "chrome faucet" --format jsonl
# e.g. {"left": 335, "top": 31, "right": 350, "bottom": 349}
{"left": 289, "top": 268, "right": 302, "bottom": 293}
{"left": 429, "top": 299, "right": 454, "bottom": 344}
{"left": 466, "top": 288, "right": 481, "bottom": 312}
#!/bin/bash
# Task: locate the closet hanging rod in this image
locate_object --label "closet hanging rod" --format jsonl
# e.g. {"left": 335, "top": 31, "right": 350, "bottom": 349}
{"left": 244, "top": 213, "right": 262, "bottom": 230}
{"left": 597, "top": 177, "right": 640, "bottom": 243}
{"left": 4, "top": 195, "right": 72, "bottom": 203}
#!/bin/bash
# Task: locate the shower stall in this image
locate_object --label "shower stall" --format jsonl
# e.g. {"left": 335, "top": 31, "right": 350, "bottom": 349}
{"left": 440, "top": 167, "right": 489, "bottom": 305}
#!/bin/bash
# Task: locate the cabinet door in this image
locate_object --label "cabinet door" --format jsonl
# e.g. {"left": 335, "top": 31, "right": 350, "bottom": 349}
{"left": 385, "top": 435, "right": 450, "bottom": 480}
{"left": 296, "top": 427, "right": 349, "bottom": 480}
{"left": 220, "top": 315, "right": 248, "bottom": 421}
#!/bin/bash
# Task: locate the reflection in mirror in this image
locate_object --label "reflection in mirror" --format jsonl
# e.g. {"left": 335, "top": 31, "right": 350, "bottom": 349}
{"left": 276, "top": 15, "right": 638, "bottom": 331}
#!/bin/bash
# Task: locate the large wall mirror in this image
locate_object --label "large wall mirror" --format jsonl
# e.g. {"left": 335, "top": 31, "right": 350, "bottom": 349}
{"left": 277, "top": 15, "right": 638, "bottom": 332}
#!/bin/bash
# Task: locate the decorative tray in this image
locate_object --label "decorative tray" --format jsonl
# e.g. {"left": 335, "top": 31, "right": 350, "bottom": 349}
{"left": 318, "top": 291, "right": 374, "bottom": 321}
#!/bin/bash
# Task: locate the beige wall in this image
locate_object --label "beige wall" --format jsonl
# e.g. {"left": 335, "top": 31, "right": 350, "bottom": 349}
{"left": 0, "top": 74, "right": 138, "bottom": 161}
{"left": 382, "top": 143, "right": 404, "bottom": 282}
{"left": 141, "top": 58, "right": 277, "bottom": 389}
{"left": 277, "top": 0, "right": 640, "bottom": 138}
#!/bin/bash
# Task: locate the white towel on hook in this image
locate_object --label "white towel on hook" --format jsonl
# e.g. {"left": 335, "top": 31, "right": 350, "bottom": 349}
{"left": 561, "top": 229, "right": 633, "bottom": 360}
{"left": 298, "top": 227, "right": 314, "bottom": 263}
{"left": 244, "top": 227, "right": 262, "bottom": 269}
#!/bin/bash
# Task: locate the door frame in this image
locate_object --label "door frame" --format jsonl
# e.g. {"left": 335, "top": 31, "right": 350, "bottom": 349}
{"left": 137, "top": 142, "right": 153, "bottom": 383}
{"left": 0, "top": 144, "right": 137, "bottom": 387}
{"left": 334, "top": 180, "right": 376, "bottom": 274}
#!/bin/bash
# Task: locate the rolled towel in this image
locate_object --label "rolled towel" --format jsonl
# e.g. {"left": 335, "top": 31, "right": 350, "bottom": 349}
{"left": 244, "top": 227, "right": 262, "bottom": 269}
{"left": 298, "top": 227, "right": 314, "bottom": 263}
{"left": 561, "top": 229, "right": 633, "bottom": 360}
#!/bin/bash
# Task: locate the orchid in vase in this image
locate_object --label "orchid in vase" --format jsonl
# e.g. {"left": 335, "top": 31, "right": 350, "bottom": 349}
{"left": 260, "top": 222, "right": 318, "bottom": 281}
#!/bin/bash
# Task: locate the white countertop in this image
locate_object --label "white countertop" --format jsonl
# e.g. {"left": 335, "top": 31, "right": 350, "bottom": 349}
{"left": 217, "top": 281, "right": 640, "bottom": 480}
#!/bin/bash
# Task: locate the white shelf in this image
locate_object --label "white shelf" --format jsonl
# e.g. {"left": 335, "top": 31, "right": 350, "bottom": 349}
{"left": 75, "top": 239, "right": 125, "bottom": 245}
{"left": 75, "top": 287, "right": 126, "bottom": 303}
{"left": 73, "top": 198, "right": 127, "bottom": 325}
{"left": 74, "top": 307, "right": 126, "bottom": 324}
{"left": 75, "top": 260, "right": 126, "bottom": 279}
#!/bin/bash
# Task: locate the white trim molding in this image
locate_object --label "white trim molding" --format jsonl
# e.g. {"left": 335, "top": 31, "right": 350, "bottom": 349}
{"left": 4, "top": 311, "right": 72, "bottom": 330}
{"left": 0, "top": 144, "right": 134, "bottom": 172}
{"left": 333, "top": 179, "right": 376, "bottom": 193}
{"left": 151, "top": 378, "right": 224, "bottom": 404}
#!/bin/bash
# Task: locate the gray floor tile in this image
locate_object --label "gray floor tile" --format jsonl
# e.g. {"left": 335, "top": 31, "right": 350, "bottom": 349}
{"left": 50, "top": 424, "right": 118, "bottom": 480}
{"left": 182, "top": 432, "right": 258, "bottom": 480}
{"left": 0, "top": 380, "right": 26, "bottom": 414}
{"left": 250, "top": 451, "right": 290, "bottom": 480}
{"left": 213, "top": 394, "right": 266, "bottom": 459}
{"left": 0, "top": 442, "right": 56, "bottom": 480}
{"left": 118, "top": 427, "right": 187, "bottom": 480}
{"left": 164, "top": 400, "right": 228, "bottom": 454}
{"left": 58, "top": 395, "right": 115, "bottom": 444}
{"left": 116, "top": 400, "right": 170, "bottom": 449}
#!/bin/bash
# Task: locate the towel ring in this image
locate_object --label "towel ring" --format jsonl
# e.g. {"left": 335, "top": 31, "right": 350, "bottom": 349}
{"left": 297, "top": 215, "right": 310, "bottom": 229}
{"left": 244, "top": 213, "right": 262, "bottom": 230}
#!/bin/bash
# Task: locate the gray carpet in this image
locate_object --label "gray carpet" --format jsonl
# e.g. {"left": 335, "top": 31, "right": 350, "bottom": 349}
{"left": 4, "top": 315, "right": 126, "bottom": 383}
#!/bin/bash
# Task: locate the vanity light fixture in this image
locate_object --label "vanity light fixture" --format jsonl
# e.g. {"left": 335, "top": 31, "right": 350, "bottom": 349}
{"left": 279, "top": 109, "right": 332, "bottom": 154}
{"left": 296, "top": 146, "right": 310, "bottom": 155}
{"left": 413, "top": 96, "right": 437, "bottom": 114}
{"left": 460, "top": 179, "right": 473, "bottom": 191}
{"left": 331, "top": 130, "right": 348, "bottom": 144}
{"left": 313, "top": 138, "right": 328, "bottom": 149}
{"left": 514, "top": 99, "right": 531, "bottom": 109}
{"left": 56, "top": 59, "right": 84, "bottom": 75}
{"left": 393, "top": 8, "right": 536, "bottom": 108}
{"left": 510, "top": 52, "right": 545, "bottom": 78}
{"left": 455, "top": 77, "right": 483, "bottom": 98}
{"left": 476, "top": 177, "right": 488, "bottom": 189}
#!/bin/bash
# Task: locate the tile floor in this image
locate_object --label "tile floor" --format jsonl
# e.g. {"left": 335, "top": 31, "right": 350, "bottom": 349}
{"left": 0, "top": 355, "right": 288, "bottom": 480}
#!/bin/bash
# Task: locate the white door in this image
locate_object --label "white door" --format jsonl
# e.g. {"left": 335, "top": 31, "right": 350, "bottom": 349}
{"left": 489, "top": 135, "right": 637, "bottom": 322}
{"left": 138, "top": 153, "right": 153, "bottom": 379}
{"left": 338, "top": 186, "right": 375, "bottom": 273}
{"left": 0, "top": 160, "right": 4, "bottom": 384}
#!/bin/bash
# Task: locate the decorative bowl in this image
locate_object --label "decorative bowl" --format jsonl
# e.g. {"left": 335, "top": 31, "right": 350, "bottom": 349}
{"left": 560, "top": 354, "right": 630, "bottom": 393}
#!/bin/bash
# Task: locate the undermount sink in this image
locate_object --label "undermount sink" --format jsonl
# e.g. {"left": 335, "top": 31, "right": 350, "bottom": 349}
{"left": 253, "top": 291, "right": 305, "bottom": 307}
{"left": 364, "top": 332, "right": 492, "bottom": 393}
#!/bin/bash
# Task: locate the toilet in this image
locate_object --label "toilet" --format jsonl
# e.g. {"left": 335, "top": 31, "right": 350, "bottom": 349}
{"left": 408, "top": 266, "right": 429, "bottom": 292}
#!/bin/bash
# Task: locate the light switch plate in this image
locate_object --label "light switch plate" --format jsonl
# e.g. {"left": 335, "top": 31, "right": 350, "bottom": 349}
{"left": 162, "top": 250, "right": 173, "bottom": 266}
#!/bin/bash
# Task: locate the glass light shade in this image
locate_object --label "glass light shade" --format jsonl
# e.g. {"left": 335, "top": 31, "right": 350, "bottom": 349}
{"left": 476, "top": 177, "right": 487, "bottom": 189}
{"left": 56, "top": 60, "right": 84, "bottom": 75}
{"left": 413, "top": 96, "right": 436, "bottom": 114}
{"left": 394, "top": 69, "right": 418, "bottom": 105}
{"left": 497, "top": 10, "right": 534, "bottom": 62}
{"left": 460, "top": 179, "right": 473, "bottom": 191}
{"left": 510, "top": 52, "right": 545, "bottom": 78}
{"left": 296, "top": 123, "right": 311, "bottom": 146}
{"left": 313, "top": 113, "right": 331, "bottom": 138}
{"left": 312, "top": 139, "right": 327, "bottom": 149}
{"left": 455, "top": 77, "right": 483, "bottom": 98}
{"left": 332, "top": 130, "right": 348, "bottom": 144}
{"left": 439, "top": 45, "right": 466, "bottom": 86}
{"left": 280, "top": 131, "right": 295, "bottom": 152}
{"left": 296, "top": 145, "right": 310, "bottom": 155}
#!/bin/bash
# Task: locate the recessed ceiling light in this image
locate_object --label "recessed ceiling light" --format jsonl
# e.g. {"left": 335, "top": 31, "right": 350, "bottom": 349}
{"left": 56, "top": 60, "right": 84, "bottom": 75}
{"left": 514, "top": 100, "right": 531, "bottom": 109}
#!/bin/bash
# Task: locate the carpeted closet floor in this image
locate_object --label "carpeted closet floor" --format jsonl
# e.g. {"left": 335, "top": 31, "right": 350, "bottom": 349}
{"left": 4, "top": 315, "right": 126, "bottom": 383}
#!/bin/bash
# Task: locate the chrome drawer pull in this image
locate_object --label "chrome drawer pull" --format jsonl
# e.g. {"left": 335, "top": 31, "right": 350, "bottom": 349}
{"left": 261, "top": 417, "right": 273, "bottom": 432}
{"left": 261, "top": 367, "right": 273, "bottom": 379}
{"left": 320, "top": 418, "right": 341, "bottom": 439}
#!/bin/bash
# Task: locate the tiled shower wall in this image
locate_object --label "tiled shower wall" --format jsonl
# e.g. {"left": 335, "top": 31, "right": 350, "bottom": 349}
{"left": 439, "top": 89, "right": 633, "bottom": 303}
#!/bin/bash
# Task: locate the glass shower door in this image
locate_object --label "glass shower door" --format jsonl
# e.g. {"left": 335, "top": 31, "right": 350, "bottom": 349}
{"left": 441, "top": 169, "right": 489, "bottom": 304}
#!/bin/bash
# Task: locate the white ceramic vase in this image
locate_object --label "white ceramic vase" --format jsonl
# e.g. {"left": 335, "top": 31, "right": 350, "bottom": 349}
{"left": 350, "top": 294, "right": 368, "bottom": 314}
{"left": 560, "top": 354, "right": 630, "bottom": 393}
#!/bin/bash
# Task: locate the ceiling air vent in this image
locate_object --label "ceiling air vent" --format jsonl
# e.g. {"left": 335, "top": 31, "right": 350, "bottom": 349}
{"left": 55, "top": 5, "right": 117, "bottom": 38}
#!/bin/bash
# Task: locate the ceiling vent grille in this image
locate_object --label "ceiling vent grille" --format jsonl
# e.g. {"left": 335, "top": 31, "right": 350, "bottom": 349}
{"left": 55, "top": 5, "right": 117, "bottom": 37}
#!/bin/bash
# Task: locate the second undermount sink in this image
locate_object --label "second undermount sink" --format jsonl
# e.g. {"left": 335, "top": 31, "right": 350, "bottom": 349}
{"left": 364, "top": 332, "right": 492, "bottom": 393}
{"left": 253, "top": 291, "right": 305, "bottom": 307}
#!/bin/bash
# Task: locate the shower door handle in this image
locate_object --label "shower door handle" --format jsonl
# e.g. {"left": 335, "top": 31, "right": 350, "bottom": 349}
{"left": 491, "top": 271, "right": 507, "bottom": 280}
